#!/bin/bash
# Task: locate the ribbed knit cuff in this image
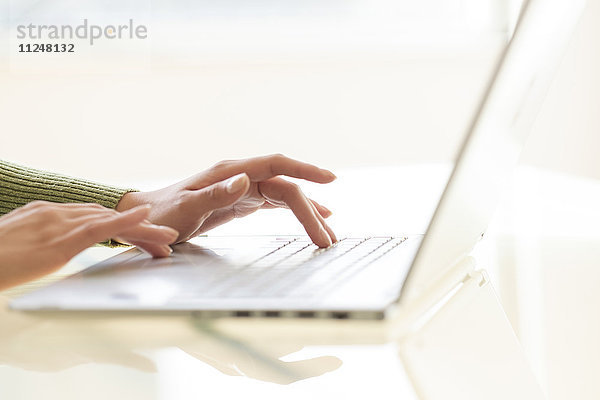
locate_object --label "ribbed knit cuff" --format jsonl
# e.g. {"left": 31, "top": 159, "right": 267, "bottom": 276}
{"left": 0, "top": 160, "right": 137, "bottom": 215}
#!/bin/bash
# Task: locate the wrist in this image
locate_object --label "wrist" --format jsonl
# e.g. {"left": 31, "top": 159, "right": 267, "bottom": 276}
{"left": 115, "top": 191, "right": 143, "bottom": 212}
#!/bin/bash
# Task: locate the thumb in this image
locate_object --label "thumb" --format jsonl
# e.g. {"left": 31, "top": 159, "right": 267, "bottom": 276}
{"left": 193, "top": 172, "right": 250, "bottom": 211}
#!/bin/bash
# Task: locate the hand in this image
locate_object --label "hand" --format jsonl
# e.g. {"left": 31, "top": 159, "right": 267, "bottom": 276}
{"left": 0, "top": 201, "right": 179, "bottom": 290}
{"left": 116, "top": 154, "right": 337, "bottom": 247}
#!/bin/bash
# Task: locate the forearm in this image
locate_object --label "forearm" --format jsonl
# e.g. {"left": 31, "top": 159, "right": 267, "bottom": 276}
{"left": 0, "top": 159, "right": 136, "bottom": 215}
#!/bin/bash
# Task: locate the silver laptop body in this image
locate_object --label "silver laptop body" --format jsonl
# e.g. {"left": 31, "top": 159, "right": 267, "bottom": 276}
{"left": 10, "top": 0, "right": 586, "bottom": 318}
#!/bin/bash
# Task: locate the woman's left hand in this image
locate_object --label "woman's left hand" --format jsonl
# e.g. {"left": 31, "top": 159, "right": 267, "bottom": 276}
{"left": 115, "top": 154, "right": 337, "bottom": 248}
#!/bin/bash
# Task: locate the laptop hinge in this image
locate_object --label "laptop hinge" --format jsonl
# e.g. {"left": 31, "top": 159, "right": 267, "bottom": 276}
{"left": 385, "top": 256, "right": 478, "bottom": 335}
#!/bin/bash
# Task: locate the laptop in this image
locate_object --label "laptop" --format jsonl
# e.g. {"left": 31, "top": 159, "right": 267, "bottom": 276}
{"left": 10, "top": 0, "right": 585, "bottom": 318}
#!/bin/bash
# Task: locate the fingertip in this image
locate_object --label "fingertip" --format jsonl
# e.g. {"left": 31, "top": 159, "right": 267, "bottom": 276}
{"left": 320, "top": 169, "right": 337, "bottom": 182}
{"left": 151, "top": 245, "right": 173, "bottom": 258}
{"left": 162, "top": 245, "right": 174, "bottom": 257}
{"left": 329, "top": 230, "right": 338, "bottom": 243}
{"left": 317, "top": 227, "right": 333, "bottom": 248}
{"left": 324, "top": 224, "right": 337, "bottom": 244}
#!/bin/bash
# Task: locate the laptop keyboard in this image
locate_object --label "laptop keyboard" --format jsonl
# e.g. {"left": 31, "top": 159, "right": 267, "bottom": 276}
{"left": 171, "top": 236, "right": 407, "bottom": 300}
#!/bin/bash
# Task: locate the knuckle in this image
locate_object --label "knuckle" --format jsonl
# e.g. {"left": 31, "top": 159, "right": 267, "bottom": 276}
{"left": 35, "top": 226, "right": 55, "bottom": 243}
{"left": 80, "top": 222, "right": 94, "bottom": 233}
{"left": 211, "top": 160, "right": 232, "bottom": 171}
{"left": 173, "top": 190, "right": 191, "bottom": 209}
{"left": 25, "top": 200, "right": 50, "bottom": 210}
{"left": 269, "top": 153, "right": 286, "bottom": 162}
{"left": 205, "top": 185, "right": 221, "bottom": 202}
{"left": 37, "top": 205, "right": 58, "bottom": 218}
{"left": 81, "top": 222, "right": 104, "bottom": 241}
{"left": 281, "top": 182, "right": 302, "bottom": 200}
{"left": 287, "top": 182, "right": 301, "bottom": 194}
{"left": 82, "top": 222, "right": 110, "bottom": 243}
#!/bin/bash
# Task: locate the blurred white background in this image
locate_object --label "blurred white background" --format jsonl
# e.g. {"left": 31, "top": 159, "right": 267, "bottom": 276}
{"left": 4, "top": 0, "right": 598, "bottom": 183}
{"left": 1, "top": 1, "right": 600, "bottom": 399}
{"left": 1, "top": 0, "right": 598, "bottom": 182}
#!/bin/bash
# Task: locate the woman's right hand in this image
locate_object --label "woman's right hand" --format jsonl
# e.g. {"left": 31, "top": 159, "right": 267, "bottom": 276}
{"left": 0, "top": 201, "right": 178, "bottom": 291}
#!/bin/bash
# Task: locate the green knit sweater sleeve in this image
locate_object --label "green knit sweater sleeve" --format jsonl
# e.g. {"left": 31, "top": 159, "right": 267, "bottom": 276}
{"left": 0, "top": 160, "right": 136, "bottom": 215}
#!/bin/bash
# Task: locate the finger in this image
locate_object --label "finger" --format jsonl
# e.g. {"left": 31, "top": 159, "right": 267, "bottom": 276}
{"left": 309, "top": 200, "right": 337, "bottom": 243}
{"left": 126, "top": 240, "right": 173, "bottom": 258}
{"left": 61, "top": 205, "right": 152, "bottom": 255}
{"left": 200, "top": 154, "right": 336, "bottom": 186}
{"left": 60, "top": 204, "right": 113, "bottom": 220}
{"left": 44, "top": 202, "right": 107, "bottom": 210}
{"left": 68, "top": 208, "right": 179, "bottom": 245}
{"left": 188, "top": 173, "right": 250, "bottom": 214}
{"left": 309, "top": 199, "right": 333, "bottom": 218}
{"left": 114, "top": 222, "right": 179, "bottom": 245}
{"left": 66, "top": 215, "right": 178, "bottom": 255}
{"left": 6, "top": 202, "right": 110, "bottom": 223}
{"left": 258, "top": 178, "right": 332, "bottom": 248}
{"left": 65, "top": 208, "right": 120, "bottom": 226}
{"left": 38, "top": 207, "right": 119, "bottom": 234}
{"left": 260, "top": 198, "right": 332, "bottom": 219}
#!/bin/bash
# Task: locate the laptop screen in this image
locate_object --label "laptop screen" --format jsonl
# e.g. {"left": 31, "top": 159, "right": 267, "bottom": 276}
{"left": 399, "top": 0, "right": 587, "bottom": 303}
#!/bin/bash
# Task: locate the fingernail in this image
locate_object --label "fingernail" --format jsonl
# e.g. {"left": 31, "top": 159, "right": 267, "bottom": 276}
{"left": 226, "top": 173, "right": 248, "bottom": 194}
{"left": 163, "top": 245, "right": 173, "bottom": 255}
